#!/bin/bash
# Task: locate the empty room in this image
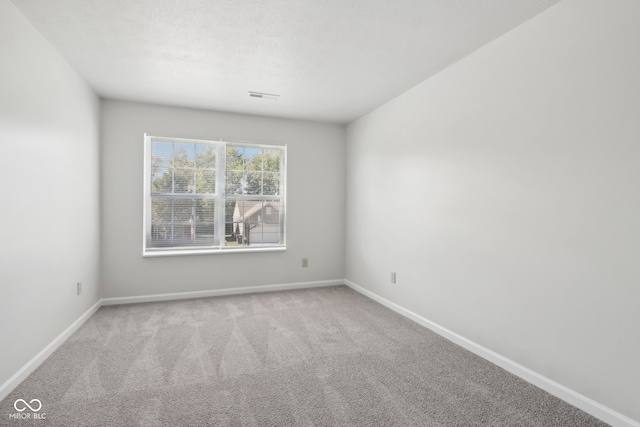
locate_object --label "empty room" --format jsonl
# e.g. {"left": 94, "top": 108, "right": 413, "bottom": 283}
{"left": 1, "top": 0, "right": 638, "bottom": 425}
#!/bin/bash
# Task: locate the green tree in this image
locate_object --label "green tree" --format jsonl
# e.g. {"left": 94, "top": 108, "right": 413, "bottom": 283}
{"left": 150, "top": 143, "right": 282, "bottom": 245}
{"left": 225, "top": 148, "right": 282, "bottom": 242}
{"left": 150, "top": 145, "right": 217, "bottom": 245}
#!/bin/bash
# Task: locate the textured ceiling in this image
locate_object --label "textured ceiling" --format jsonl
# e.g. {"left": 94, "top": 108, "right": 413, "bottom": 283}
{"left": 10, "top": 0, "right": 561, "bottom": 123}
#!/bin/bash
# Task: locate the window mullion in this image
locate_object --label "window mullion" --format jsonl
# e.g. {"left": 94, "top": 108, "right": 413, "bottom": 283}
{"left": 170, "top": 142, "right": 175, "bottom": 244}
{"left": 216, "top": 142, "right": 226, "bottom": 248}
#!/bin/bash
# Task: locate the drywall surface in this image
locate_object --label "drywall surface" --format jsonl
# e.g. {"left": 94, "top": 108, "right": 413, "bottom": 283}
{"left": 101, "top": 100, "right": 346, "bottom": 298}
{"left": 0, "top": 0, "right": 100, "bottom": 388}
{"left": 346, "top": 0, "right": 639, "bottom": 422}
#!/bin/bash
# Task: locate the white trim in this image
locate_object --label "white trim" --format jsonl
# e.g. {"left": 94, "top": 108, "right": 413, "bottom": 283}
{"left": 0, "top": 300, "right": 102, "bottom": 402}
{"left": 101, "top": 279, "right": 343, "bottom": 305}
{"left": 146, "top": 134, "right": 286, "bottom": 150}
{"left": 4, "top": 279, "right": 636, "bottom": 427}
{"left": 143, "top": 246, "right": 287, "bottom": 257}
{"left": 344, "top": 279, "right": 639, "bottom": 427}
{"left": 0, "top": 280, "right": 340, "bottom": 400}
{"left": 143, "top": 135, "right": 288, "bottom": 257}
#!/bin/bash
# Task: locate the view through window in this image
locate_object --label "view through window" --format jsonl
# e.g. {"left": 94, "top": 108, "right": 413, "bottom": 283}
{"left": 143, "top": 135, "right": 286, "bottom": 255}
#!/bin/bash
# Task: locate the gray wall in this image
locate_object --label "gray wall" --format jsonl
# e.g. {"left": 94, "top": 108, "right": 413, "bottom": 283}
{"left": 346, "top": 0, "right": 639, "bottom": 422}
{"left": 101, "top": 100, "right": 346, "bottom": 298}
{"left": 0, "top": 0, "right": 101, "bottom": 388}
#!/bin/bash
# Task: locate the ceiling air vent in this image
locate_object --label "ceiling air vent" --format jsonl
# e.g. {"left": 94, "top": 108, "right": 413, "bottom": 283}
{"left": 249, "top": 91, "right": 279, "bottom": 101}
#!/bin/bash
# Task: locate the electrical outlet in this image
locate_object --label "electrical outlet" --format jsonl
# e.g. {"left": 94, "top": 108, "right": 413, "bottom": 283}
{"left": 302, "top": 258, "right": 309, "bottom": 268}
{"left": 77, "top": 282, "right": 82, "bottom": 295}
{"left": 391, "top": 272, "right": 396, "bottom": 284}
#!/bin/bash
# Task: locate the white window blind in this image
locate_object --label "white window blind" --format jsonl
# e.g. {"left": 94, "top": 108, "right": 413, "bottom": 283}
{"left": 143, "top": 135, "right": 286, "bottom": 255}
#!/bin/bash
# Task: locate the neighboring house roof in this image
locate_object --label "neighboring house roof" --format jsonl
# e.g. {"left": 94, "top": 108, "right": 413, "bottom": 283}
{"left": 233, "top": 200, "right": 279, "bottom": 222}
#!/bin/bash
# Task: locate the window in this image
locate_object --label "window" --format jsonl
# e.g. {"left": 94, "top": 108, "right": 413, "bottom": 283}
{"left": 143, "top": 135, "right": 286, "bottom": 256}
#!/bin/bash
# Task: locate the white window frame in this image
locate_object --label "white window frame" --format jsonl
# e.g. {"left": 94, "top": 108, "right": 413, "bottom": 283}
{"left": 143, "top": 134, "right": 287, "bottom": 257}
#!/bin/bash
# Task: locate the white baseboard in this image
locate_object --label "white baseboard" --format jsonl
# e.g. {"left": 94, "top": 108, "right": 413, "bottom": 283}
{"left": 344, "top": 279, "right": 639, "bottom": 427}
{"left": 1, "top": 279, "right": 342, "bottom": 401}
{"left": 101, "top": 279, "right": 343, "bottom": 306}
{"left": 5, "top": 279, "right": 636, "bottom": 427}
{"left": 0, "top": 299, "right": 102, "bottom": 402}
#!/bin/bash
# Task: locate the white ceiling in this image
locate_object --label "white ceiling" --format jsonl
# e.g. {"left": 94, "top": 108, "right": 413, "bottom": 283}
{"left": 11, "top": 0, "right": 561, "bottom": 124}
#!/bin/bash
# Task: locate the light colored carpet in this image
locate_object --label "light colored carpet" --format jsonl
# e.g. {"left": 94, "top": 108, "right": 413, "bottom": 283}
{"left": 1, "top": 285, "right": 607, "bottom": 426}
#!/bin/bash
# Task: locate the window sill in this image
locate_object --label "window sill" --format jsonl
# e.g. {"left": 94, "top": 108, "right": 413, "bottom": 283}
{"left": 143, "top": 246, "right": 287, "bottom": 257}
